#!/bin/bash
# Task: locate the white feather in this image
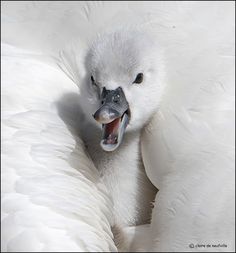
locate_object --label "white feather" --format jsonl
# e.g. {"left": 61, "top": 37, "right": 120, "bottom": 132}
{"left": 141, "top": 2, "right": 235, "bottom": 252}
{"left": 1, "top": 44, "right": 116, "bottom": 252}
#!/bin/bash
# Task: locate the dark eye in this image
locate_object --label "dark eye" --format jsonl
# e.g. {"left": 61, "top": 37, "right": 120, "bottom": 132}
{"left": 133, "top": 73, "right": 143, "bottom": 84}
{"left": 91, "top": 76, "right": 97, "bottom": 86}
{"left": 91, "top": 75, "right": 95, "bottom": 84}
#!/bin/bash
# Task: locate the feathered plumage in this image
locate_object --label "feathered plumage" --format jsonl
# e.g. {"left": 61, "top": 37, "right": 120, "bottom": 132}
{"left": 1, "top": 1, "right": 235, "bottom": 252}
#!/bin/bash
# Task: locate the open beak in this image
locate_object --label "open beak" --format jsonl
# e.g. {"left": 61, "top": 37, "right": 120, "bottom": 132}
{"left": 93, "top": 87, "right": 130, "bottom": 152}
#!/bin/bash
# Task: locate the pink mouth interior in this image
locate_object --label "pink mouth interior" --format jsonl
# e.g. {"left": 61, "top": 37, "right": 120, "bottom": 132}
{"left": 103, "top": 118, "right": 121, "bottom": 144}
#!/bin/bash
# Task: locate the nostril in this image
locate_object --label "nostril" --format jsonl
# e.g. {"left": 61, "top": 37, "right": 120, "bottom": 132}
{"left": 113, "top": 94, "right": 120, "bottom": 103}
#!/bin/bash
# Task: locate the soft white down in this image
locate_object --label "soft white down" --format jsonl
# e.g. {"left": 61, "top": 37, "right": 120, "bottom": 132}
{"left": 1, "top": 1, "right": 235, "bottom": 252}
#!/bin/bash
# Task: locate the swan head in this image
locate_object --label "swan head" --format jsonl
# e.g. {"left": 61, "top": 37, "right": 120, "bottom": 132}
{"left": 81, "top": 30, "right": 165, "bottom": 151}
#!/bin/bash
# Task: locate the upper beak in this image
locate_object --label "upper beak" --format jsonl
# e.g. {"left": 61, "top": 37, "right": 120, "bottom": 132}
{"left": 93, "top": 105, "right": 121, "bottom": 124}
{"left": 93, "top": 87, "right": 129, "bottom": 124}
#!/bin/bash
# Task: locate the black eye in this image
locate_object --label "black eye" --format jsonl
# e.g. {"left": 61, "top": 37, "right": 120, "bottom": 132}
{"left": 91, "top": 75, "right": 97, "bottom": 87}
{"left": 133, "top": 73, "right": 143, "bottom": 84}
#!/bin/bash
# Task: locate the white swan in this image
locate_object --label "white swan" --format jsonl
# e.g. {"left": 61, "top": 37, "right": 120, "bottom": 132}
{"left": 77, "top": 30, "right": 164, "bottom": 229}
{"left": 1, "top": 1, "right": 235, "bottom": 252}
